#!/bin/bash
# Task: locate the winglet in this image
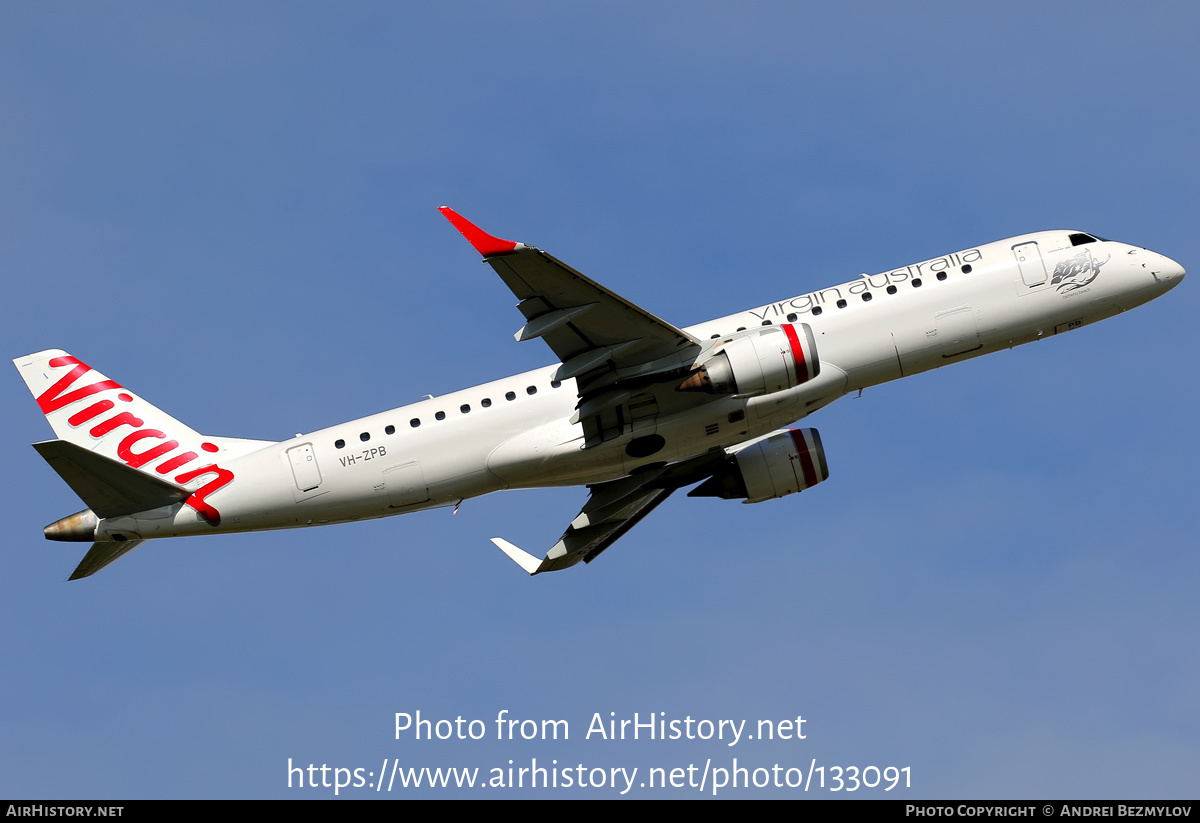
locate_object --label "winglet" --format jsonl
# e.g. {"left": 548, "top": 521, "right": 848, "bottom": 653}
{"left": 439, "top": 206, "right": 524, "bottom": 257}
{"left": 490, "top": 537, "right": 542, "bottom": 575}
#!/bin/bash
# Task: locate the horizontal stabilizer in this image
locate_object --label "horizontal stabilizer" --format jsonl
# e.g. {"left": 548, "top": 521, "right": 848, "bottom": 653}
{"left": 33, "top": 440, "right": 186, "bottom": 518}
{"left": 69, "top": 539, "right": 145, "bottom": 580}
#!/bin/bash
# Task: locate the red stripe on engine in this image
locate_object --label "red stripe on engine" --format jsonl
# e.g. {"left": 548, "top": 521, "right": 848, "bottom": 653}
{"left": 782, "top": 324, "right": 809, "bottom": 383}
{"left": 788, "top": 429, "right": 819, "bottom": 488}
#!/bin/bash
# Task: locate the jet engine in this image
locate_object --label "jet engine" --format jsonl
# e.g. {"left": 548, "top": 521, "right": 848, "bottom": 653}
{"left": 679, "top": 323, "right": 819, "bottom": 396}
{"left": 689, "top": 428, "right": 828, "bottom": 504}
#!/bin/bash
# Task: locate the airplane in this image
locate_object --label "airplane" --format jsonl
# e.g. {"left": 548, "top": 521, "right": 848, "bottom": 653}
{"left": 14, "top": 208, "right": 1185, "bottom": 580}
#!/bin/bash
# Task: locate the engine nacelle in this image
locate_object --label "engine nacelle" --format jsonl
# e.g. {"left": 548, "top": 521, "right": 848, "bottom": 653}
{"left": 689, "top": 428, "right": 829, "bottom": 503}
{"left": 679, "top": 323, "right": 819, "bottom": 397}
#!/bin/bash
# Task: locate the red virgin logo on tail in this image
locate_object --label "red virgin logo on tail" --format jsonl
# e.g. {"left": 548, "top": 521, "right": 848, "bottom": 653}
{"left": 37, "top": 355, "right": 233, "bottom": 526}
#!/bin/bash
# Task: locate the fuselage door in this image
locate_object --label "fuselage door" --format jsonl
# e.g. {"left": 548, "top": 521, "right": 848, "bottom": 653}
{"left": 287, "top": 443, "right": 323, "bottom": 492}
{"left": 1013, "top": 241, "right": 1047, "bottom": 287}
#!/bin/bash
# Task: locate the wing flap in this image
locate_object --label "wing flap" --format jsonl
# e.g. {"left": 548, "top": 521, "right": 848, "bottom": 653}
{"left": 490, "top": 452, "right": 730, "bottom": 575}
{"left": 492, "top": 485, "right": 674, "bottom": 575}
{"left": 514, "top": 303, "right": 598, "bottom": 342}
{"left": 489, "top": 249, "right": 698, "bottom": 378}
{"left": 569, "top": 487, "right": 674, "bottom": 567}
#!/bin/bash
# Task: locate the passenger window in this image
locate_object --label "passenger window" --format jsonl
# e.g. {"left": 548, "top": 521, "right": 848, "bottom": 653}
{"left": 360, "top": 432, "right": 370, "bottom": 442}
{"left": 812, "top": 306, "right": 823, "bottom": 316}
{"left": 887, "top": 285, "right": 897, "bottom": 295}
{"left": 460, "top": 404, "right": 470, "bottom": 414}
{"left": 787, "top": 313, "right": 797, "bottom": 322}
{"left": 912, "top": 278, "right": 923, "bottom": 288}
{"left": 862, "top": 293, "right": 872, "bottom": 302}
{"left": 937, "top": 272, "right": 947, "bottom": 281}
{"left": 335, "top": 439, "right": 345, "bottom": 449}
{"left": 435, "top": 411, "right": 446, "bottom": 421}
{"left": 526, "top": 386, "right": 537, "bottom": 395}
{"left": 385, "top": 425, "right": 395, "bottom": 435}
{"left": 410, "top": 418, "right": 420, "bottom": 428}
{"left": 961, "top": 264, "right": 973, "bottom": 274}
{"left": 836, "top": 299, "right": 847, "bottom": 308}
{"left": 506, "top": 391, "right": 516, "bottom": 401}
{"left": 481, "top": 398, "right": 492, "bottom": 408}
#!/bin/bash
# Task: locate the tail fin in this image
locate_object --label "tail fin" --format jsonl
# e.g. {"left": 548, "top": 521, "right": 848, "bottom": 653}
{"left": 14, "top": 350, "right": 244, "bottom": 526}
{"left": 14, "top": 349, "right": 209, "bottom": 461}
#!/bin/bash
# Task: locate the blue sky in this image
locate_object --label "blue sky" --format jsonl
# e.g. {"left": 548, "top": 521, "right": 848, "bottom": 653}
{"left": 1, "top": 2, "right": 1196, "bottom": 798}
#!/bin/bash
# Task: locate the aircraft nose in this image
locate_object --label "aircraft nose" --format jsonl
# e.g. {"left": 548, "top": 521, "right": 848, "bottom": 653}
{"left": 1153, "top": 251, "right": 1186, "bottom": 290}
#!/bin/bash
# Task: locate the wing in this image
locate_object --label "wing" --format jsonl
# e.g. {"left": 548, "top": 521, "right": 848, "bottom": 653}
{"left": 490, "top": 452, "right": 729, "bottom": 575}
{"left": 439, "top": 207, "right": 702, "bottom": 391}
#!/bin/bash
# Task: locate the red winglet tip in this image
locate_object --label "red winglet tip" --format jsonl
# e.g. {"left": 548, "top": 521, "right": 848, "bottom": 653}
{"left": 438, "top": 206, "right": 519, "bottom": 257}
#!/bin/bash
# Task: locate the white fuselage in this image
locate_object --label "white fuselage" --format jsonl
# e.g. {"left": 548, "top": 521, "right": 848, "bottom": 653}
{"left": 100, "top": 230, "right": 1182, "bottom": 543}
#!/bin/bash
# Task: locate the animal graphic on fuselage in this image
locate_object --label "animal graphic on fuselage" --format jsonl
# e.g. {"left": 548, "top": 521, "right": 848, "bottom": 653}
{"left": 1052, "top": 249, "right": 1109, "bottom": 293}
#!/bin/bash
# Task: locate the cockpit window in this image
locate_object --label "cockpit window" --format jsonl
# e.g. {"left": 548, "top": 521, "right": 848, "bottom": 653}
{"left": 1069, "top": 233, "right": 1098, "bottom": 246}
